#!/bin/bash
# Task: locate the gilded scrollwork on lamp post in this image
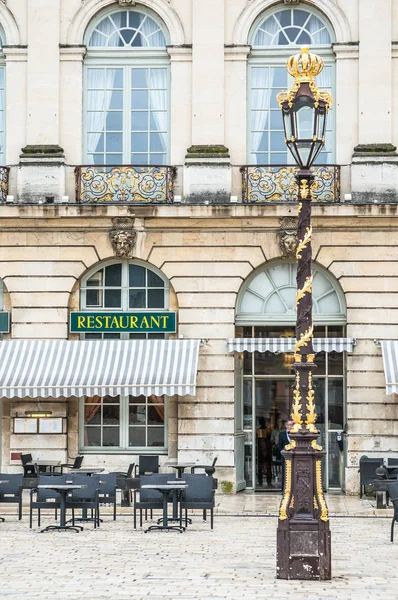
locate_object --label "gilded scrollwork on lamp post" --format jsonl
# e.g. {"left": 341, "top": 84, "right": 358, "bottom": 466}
{"left": 275, "top": 47, "right": 332, "bottom": 581}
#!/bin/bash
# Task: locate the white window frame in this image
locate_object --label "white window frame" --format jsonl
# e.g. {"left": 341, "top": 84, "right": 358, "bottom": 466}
{"left": 247, "top": 5, "right": 336, "bottom": 165}
{"left": 83, "top": 7, "right": 170, "bottom": 165}
{"left": 0, "top": 25, "right": 6, "bottom": 165}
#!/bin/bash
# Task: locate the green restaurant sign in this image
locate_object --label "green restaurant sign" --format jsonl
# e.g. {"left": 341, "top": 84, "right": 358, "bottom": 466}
{"left": 70, "top": 311, "right": 176, "bottom": 334}
{"left": 0, "top": 312, "right": 10, "bottom": 333}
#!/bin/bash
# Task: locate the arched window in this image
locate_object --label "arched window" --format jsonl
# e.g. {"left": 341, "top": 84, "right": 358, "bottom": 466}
{"left": 236, "top": 261, "right": 346, "bottom": 490}
{"left": 84, "top": 8, "right": 169, "bottom": 166}
{"left": 237, "top": 261, "right": 345, "bottom": 325}
{"left": 79, "top": 259, "right": 169, "bottom": 452}
{"left": 80, "top": 259, "right": 169, "bottom": 339}
{"left": 248, "top": 5, "right": 335, "bottom": 165}
{"left": 0, "top": 25, "right": 6, "bottom": 165}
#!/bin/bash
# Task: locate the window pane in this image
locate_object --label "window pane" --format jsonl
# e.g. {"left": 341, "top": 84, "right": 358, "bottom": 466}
{"left": 107, "top": 90, "right": 123, "bottom": 110}
{"left": 105, "top": 263, "right": 122, "bottom": 287}
{"left": 132, "top": 111, "right": 149, "bottom": 131}
{"left": 148, "top": 427, "right": 164, "bottom": 447}
{"left": 85, "top": 427, "right": 101, "bottom": 446}
{"left": 148, "top": 406, "right": 164, "bottom": 425}
{"left": 106, "top": 68, "right": 123, "bottom": 89}
{"left": 84, "top": 404, "right": 101, "bottom": 425}
{"left": 131, "top": 154, "right": 147, "bottom": 165}
{"left": 105, "top": 154, "right": 123, "bottom": 165}
{"left": 86, "top": 289, "right": 102, "bottom": 307}
{"left": 131, "top": 133, "right": 148, "bottom": 152}
{"left": 129, "top": 395, "right": 146, "bottom": 404}
{"left": 103, "top": 405, "right": 120, "bottom": 425}
{"left": 103, "top": 427, "right": 120, "bottom": 447}
{"left": 129, "top": 332, "right": 147, "bottom": 340}
{"left": 129, "top": 264, "right": 146, "bottom": 287}
{"left": 129, "top": 405, "right": 146, "bottom": 425}
{"left": 87, "top": 68, "right": 105, "bottom": 89}
{"left": 104, "top": 289, "right": 121, "bottom": 308}
{"left": 106, "top": 132, "right": 123, "bottom": 152}
{"left": 129, "top": 289, "right": 146, "bottom": 308}
{"left": 147, "top": 289, "right": 164, "bottom": 309}
{"left": 132, "top": 69, "right": 149, "bottom": 88}
{"left": 132, "top": 90, "right": 149, "bottom": 109}
{"left": 148, "top": 271, "right": 164, "bottom": 287}
{"left": 328, "top": 351, "right": 343, "bottom": 375}
{"left": 129, "top": 427, "right": 146, "bottom": 447}
{"left": 328, "top": 380, "right": 344, "bottom": 429}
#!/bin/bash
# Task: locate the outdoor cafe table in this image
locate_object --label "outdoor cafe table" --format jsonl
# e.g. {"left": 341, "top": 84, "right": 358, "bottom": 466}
{"left": 37, "top": 484, "right": 87, "bottom": 533}
{"left": 0, "top": 480, "right": 9, "bottom": 522}
{"left": 167, "top": 463, "right": 195, "bottom": 478}
{"left": 141, "top": 483, "right": 188, "bottom": 533}
{"left": 67, "top": 469, "right": 105, "bottom": 522}
{"left": 26, "top": 460, "right": 61, "bottom": 473}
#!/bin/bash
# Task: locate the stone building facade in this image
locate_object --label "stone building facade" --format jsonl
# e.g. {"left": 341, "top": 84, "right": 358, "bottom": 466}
{"left": 0, "top": 0, "right": 397, "bottom": 495}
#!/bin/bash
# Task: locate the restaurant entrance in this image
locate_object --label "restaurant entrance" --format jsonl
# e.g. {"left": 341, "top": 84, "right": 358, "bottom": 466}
{"left": 241, "top": 326, "right": 346, "bottom": 492}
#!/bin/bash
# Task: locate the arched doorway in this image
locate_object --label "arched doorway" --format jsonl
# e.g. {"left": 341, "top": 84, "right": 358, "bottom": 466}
{"left": 233, "top": 260, "right": 349, "bottom": 492}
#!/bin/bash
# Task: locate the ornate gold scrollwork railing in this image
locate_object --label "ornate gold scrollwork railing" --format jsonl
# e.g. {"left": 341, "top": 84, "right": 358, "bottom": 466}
{"left": 241, "top": 164, "right": 340, "bottom": 203}
{"left": 75, "top": 165, "right": 176, "bottom": 203}
{"left": 0, "top": 166, "right": 10, "bottom": 203}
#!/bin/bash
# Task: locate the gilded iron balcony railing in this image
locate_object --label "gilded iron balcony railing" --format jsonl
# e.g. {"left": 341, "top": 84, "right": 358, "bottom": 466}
{"left": 241, "top": 164, "right": 340, "bottom": 203}
{"left": 75, "top": 165, "right": 176, "bottom": 203}
{"left": 0, "top": 166, "right": 10, "bottom": 203}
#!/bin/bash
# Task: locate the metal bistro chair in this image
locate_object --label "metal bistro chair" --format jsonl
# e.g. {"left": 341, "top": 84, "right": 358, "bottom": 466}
{"left": 133, "top": 474, "right": 171, "bottom": 529}
{"left": 386, "top": 481, "right": 398, "bottom": 542}
{"left": 358, "top": 456, "right": 384, "bottom": 498}
{"left": 21, "top": 453, "right": 36, "bottom": 477}
{"left": 0, "top": 473, "right": 24, "bottom": 520}
{"left": 29, "top": 474, "right": 66, "bottom": 528}
{"left": 54, "top": 455, "right": 84, "bottom": 474}
{"left": 98, "top": 473, "right": 118, "bottom": 521}
{"left": 111, "top": 463, "right": 136, "bottom": 505}
{"left": 180, "top": 473, "right": 215, "bottom": 529}
{"left": 65, "top": 474, "right": 101, "bottom": 529}
{"left": 191, "top": 457, "right": 218, "bottom": 477}
{"left": 135, "top": 456, "right": 159, "bottom": 478}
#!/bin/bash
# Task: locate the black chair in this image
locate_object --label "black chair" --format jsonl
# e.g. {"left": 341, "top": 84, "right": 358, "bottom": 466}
{"left": 180, "top": 473, "right": 215, "bottom": 529}
{"left": 55, "top": 455, "right": 84, "bottom": 474}
{"left": 358, "top": 456, "right": 383, "bottom": 498}
{"left": 191, "top": 457, "right": 218, "bottom": 476}
{"left": 29, "top": 474, "right": 66, "bottom": 528}
{"left": 113, "top": 463, "right": 135, "bottom": 479}
{"left": 133, "top": 474, "right": 171, "bottom": 529}
{"left": 387, "top": 481, "right": 398, "bottom": 542}
{"left": 98, "top": 473, "right": 118, "bottom": 520}
{"left": 0, "top": 473, "right": 24, "bottom": 520}
{"left": 135, "top": 456, "right": 159, "bottom": 478}
{"left": 21, "top": 453, "right": 36, "bottom": 477}
{"left": 65, "top": 474, "right": 101, "bottom": 528}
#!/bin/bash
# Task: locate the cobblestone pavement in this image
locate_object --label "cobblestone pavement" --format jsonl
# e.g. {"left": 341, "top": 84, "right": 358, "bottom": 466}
{"left": 0, "top": 504, "right": 397, "bottom": 600}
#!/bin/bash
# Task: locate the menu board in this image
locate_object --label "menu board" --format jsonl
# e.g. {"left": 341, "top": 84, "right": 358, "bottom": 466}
{"left": 38, "top": 418, "right": 63, "bottom": 434}
{"left": 14, "top": 418, "right": 38, "bottom": 434}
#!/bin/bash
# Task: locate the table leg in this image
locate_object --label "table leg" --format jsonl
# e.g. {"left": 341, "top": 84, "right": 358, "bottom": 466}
{"left": 145, "top": 491, "right": 184, "bottom": 533}
{"left": 40, "top": 491, "right": 82, "bottom": 533}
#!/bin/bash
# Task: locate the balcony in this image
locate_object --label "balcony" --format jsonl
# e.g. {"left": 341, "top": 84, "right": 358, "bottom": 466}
{"left": 0, "top": 166, "right": 10, "bottom": 203}
{"left": 75, "top": 165, "right": 176, "bottom": 204}
{"left": 241, "top": 165, "right": 340, "bottom": 203}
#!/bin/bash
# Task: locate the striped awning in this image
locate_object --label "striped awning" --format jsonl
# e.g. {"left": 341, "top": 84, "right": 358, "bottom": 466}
{"left": 0, "top": 339, "right": 200, "bottom": 399}
{"left": 380, "top": 341, "right": 398, "bottom": 395}
{"left": 227, "top": 338, "right": 355, "bottom": 354}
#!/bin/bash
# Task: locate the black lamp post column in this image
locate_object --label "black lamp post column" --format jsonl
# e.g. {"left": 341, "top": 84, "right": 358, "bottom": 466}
{"left": 276, "top": 169, "right": 331, "bottom": 580}
{"left": 275, "top": 47, "right": 333, "bottom": 580}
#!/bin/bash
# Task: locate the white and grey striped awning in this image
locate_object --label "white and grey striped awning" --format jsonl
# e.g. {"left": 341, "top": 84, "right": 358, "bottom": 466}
{"left": 227, "top": 338, "right": 355, "bottom": 354}
{"left": 380, "top": 341, "right": 398, "bottom": 395}
{"left": 0, "top": 339, "right": 200, "bottom": 399}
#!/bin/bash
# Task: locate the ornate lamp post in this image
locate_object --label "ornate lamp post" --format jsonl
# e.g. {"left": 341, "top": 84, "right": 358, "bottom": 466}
{"left": 275, "top": 47, "right": 332, "bottom": 580}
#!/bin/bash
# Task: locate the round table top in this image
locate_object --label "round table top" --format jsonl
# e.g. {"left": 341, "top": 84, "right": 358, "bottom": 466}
{"left": 167, "top": 463, "right": 195, "bottom": 468}
{"left": 26, "top": 460, "right": 61, "bottom": 466}
{"left": 38, "top": 484, "right": 87, "bottom": 490}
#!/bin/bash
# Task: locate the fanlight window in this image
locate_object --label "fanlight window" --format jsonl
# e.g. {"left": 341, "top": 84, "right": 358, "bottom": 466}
{"left": 88, "top": 10, "right": 166, "bottom": 47}
{"left": 237, "top": 262, "right": 345, "bottom": 324}
{"left": 252, "top": 7, "right": 332, "bottom": 47}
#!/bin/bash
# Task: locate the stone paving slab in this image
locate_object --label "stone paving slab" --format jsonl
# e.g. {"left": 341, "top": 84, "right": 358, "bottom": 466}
{"left": 0, "top": 512, "right": 397, "bottom": 599}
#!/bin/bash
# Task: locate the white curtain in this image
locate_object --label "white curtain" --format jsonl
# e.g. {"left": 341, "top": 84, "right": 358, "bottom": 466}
{"left": 89, "top": 15, "right": 118, "bottom": 47}
{"left": 251, "top": 67, "right": 273, "bottom": 160}
{"left": 306, "top": 15, "right": 331, "bottom": 45}
{"left": 139, "top": 14, "right": 165, "bottom": 47}
{"left": 87, "top": 68, "right": 119, "bottom": 164}
{"left": 149, "top": 68, "right": 168, "bottom": 159}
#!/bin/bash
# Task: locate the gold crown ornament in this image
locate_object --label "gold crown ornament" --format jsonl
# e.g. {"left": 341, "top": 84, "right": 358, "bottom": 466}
{"left": 277, "top": 47, "right": 333, "bottom": 110}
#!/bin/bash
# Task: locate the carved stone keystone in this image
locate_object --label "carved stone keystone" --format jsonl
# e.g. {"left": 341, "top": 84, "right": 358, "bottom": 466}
{"left": 110, "top": 217, "right": 136, "bottom": 258}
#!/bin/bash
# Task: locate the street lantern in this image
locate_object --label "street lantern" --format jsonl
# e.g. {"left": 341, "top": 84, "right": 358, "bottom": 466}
{"left": 278, "top": 48, "right": 332, "bottom": 170}
{"left": 275, "top": 47, "right": 332, "bottom": 581}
